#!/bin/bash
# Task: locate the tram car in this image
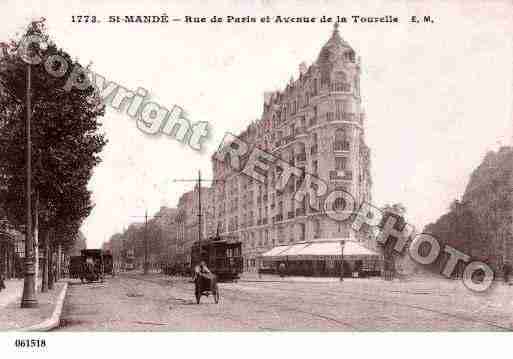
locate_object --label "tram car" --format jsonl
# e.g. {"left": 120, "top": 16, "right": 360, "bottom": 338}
{"left": 190, "top": 235, "right": 243, "bottom": 281}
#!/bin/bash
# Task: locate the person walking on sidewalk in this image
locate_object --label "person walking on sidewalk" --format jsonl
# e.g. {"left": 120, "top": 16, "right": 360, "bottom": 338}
{"left": 0, "top": 272, "right": 6, "bottom": 292}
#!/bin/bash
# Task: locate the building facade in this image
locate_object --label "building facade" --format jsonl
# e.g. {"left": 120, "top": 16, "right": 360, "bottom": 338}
{"left": 211, "top": 25, "right": 373, "bottom": 271}
{"left": 175, "top": 185, "right": 214, "bottom": 266}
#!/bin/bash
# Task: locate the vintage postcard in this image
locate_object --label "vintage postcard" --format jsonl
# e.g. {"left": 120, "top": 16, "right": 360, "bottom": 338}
{"left": 0, "top": 0, "right": 512, "bottom": 356}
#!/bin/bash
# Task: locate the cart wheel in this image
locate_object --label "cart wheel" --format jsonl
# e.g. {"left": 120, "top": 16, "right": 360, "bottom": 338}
{"left": 214, "top": 285, "right": 220, "bottom": 304}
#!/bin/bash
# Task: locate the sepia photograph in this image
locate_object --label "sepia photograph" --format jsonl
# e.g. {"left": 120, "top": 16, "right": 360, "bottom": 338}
{"left": 0, "top": 0, "right": 512, "bottom": 356}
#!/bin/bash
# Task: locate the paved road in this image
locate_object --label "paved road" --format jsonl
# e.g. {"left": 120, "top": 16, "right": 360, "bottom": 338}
{"left": 56, "top": 273, "right": 513, "bottom": 331}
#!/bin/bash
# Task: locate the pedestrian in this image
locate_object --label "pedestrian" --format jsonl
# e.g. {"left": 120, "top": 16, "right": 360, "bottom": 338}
{"left": 0, "top": 271, "right": 6, "bottom": 291}
{"left": 278, "top": 262, "right": 285, "bottom": 278}
{"left": 503, "top": 264, "right": 511, "bottom": 284}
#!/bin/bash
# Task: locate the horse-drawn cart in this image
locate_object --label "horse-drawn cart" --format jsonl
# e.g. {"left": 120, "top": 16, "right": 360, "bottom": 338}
{"left": 80, "top": 249, "right": 105, "bottom": 283}
{"left": 194, "top": 273, "right": 219, "bottom": 304}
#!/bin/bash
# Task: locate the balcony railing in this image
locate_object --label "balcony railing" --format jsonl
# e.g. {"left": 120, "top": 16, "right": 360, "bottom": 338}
{"left": 295, "top": 208, "right": 306, "bottom": 217}
{"left": 333, "top": 141, "right": 350, "bottom": 152}
{"left": 337, "top": 112, "right": 356, "bottom": 122}
{"left": 283, "top": 135, "right": 294, "bottom": 144}
{"left": 331, "top": 82, "right": 351, "bottom": 92}
{"left": 287, "top": 211, "right": 294, "bottom": 220}
{"left": 329, "top": 170, "right": 353, "bottom": 181}
{"left": 274, "top": 214, "right": 283, "bottom": 223}
{"left": 296, "top": 152, "right": 307, "bottom": 162}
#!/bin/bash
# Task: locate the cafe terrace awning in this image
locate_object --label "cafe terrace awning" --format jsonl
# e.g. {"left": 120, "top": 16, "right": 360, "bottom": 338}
{"left": 260, "top": 240, "right": 381, "bottom": 261}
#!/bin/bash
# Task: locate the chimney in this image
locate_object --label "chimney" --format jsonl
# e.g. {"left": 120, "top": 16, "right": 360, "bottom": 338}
{"left": 299, "top": 61, "right": 307, "bottom": 75}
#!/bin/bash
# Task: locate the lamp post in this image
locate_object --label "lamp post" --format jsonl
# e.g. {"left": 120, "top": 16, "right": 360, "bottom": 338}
{"left": 20, "top": 62, "right": 38, "bottom": 308}
{"left": 339, "top": 240, "right": 345, "bottom": 282}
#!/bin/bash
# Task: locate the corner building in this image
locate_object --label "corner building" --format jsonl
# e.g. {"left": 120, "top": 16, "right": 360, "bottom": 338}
{"left": 211, "top": 25, "right": 373, "bottom": 272}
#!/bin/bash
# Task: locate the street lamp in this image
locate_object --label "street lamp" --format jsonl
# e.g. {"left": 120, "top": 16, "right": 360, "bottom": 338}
{"left": 339, "top": 240, "right": 345, "bottom": 282}
{"left": 20, "top": 58, "right": 37, "bottom": 308}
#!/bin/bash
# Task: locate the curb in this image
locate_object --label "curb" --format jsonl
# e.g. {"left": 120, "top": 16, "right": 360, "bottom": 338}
{"left": 19, "top": 282, "right": 68, "bottom": 332}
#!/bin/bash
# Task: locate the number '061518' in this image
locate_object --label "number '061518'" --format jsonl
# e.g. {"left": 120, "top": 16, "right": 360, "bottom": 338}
{"left": 14, "top": 339, "right": 46, "bottom": 348}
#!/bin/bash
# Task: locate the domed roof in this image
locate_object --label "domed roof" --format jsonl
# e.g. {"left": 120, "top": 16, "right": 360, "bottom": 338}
{"left": 317, "top": 23, "right": 353, "bottom": 64}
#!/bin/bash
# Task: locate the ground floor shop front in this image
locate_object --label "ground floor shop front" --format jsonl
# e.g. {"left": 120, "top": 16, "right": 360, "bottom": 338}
{"left": 258, "top": 240, "right": 383, "bottom": 277}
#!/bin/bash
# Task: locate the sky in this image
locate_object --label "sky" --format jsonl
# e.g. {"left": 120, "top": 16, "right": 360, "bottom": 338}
{"left": 0, "top": 0, "right": 512, "bottom": 249}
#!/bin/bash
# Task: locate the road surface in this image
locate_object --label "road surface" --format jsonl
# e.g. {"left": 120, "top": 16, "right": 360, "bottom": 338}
{"left": 56, "top": 272, "right": 513, "bottom": 331}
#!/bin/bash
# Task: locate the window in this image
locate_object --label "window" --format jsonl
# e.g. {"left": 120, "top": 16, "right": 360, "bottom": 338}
{"left": 335, "top": 157, "right": 347, "bottom": 171}
{"left": 344, "top": 51, "right": 355, "bottom": 62}
{"left": 335, "top": 128, "right": 346, "bottom": 142}
{"left": 333, "top": 197, "right": 346, "bottom": 211}
{"left": 313, "top": 219, "right": 321, "bottom": 238}
{"left": 312, "top": 160, "right": 318, "bottom": 175}
{"left": 299, "top": 223, "right": 306, "bottom": 242}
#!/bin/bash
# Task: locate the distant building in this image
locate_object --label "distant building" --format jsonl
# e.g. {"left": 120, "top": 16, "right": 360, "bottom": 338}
{"left": 175, "top": 186, "right": 213, "bottom": 266}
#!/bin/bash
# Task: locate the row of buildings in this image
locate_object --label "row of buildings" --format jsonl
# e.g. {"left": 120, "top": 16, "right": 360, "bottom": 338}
{"left": 104, "top": 25, "right": 379, "bottom": 273}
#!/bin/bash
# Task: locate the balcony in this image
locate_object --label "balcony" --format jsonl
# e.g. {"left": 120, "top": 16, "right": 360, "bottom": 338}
{"left": 337, "top": 112, "right": 357, "bottom": 122}
{"left": 274, "top": 214, "right": 283, "bottom": 223}
{"left": 333, "top": 141, "right": 350, "bottom": 152}
{"left": 283, "top": 135, "right": 295, "bottom": 145}
{"left": 329, "top": 170, "right": 353, "bottom": 181}
{"left": 331, "top": 82, "right": 351, "bottom": 93}
{"left": 296, "top": 126, "right": 306, "bottom": 135}
{"left": 296, "top": 208, "right": 306, "bottom": 217}
{"left": 296, "top": 152, "right": 307, "bottom": 163}
{"left": 287, "top": 211, "right": 295, "bottom": 220}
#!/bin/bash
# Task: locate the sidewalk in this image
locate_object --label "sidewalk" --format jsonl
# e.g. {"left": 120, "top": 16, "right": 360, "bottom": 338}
{"left": 0, "top": 279, "right": 68, "bottom": 331}
{"left": 239, "top": 272, "right": 381, "bottom": 283}
{"left": 0, "top": 279, "right": 25, "bottom": 308}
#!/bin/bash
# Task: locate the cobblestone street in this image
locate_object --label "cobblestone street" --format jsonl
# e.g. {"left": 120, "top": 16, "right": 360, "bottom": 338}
{"left": 56, "top": 273, "right": 513, "bottom": 331}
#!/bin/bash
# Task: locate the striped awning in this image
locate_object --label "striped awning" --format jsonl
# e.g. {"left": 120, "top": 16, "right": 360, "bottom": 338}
{"left": 260, "top": 240, "right": 381, "bottom": 261}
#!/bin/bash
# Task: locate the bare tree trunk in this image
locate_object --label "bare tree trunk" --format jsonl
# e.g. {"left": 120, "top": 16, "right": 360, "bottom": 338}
{"left": 41, "top": 230, "right": 49, "bottom": 292}
{"left": 48, "top": 244, "right": 54, "bottom": 290}
{"left": 56, "top": 243, "right": 62, "bottom": 281}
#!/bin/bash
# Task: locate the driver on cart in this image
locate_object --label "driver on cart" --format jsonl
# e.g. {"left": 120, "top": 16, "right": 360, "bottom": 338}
{"left": 194, "top": 261, "right": 213, "bottom": 286}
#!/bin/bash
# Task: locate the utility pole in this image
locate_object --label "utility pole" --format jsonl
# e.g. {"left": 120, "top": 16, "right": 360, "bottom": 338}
{"left": 21, "top": 61, "right": 37, "bottom": 308}
{"left": 172, "top": 173, "right": 225, "bottom": 266}
{"left": 339, "top": 240, "right": 345, "bottom": 282}
{"left": 130, "top": 210, "right": 164, "bottom": 275}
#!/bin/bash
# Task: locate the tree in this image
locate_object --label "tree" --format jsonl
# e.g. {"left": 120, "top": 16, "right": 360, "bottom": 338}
{"left": 378, "top": 203, "right": 409, "bottom": 279}
{"left": 0, "top": 21, "right": 106, "bottom": 292}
